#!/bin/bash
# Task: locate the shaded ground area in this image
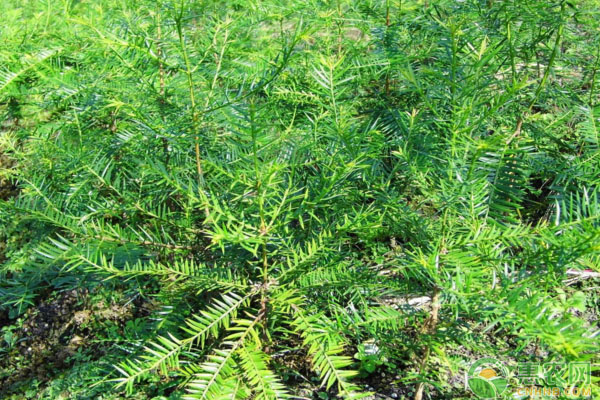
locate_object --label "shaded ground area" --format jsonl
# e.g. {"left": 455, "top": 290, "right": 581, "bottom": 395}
{"left": 0, "top": 287, "right": 156, "bottom": 398}
{"left": 0, "top": 153, "right": 16, "bottom": 201}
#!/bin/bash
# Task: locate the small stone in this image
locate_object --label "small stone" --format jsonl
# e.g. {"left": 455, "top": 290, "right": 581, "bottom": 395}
{"left": 391, "top": 394, "right": 398, "bottom": 399}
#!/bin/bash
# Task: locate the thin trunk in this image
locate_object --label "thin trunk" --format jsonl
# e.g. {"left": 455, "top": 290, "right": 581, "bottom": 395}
{"left": 414, "top": 288, "right": 441, "bottom": 400}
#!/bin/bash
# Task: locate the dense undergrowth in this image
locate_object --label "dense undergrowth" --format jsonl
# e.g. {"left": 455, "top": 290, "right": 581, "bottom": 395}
{"left": 1, "top": 0, "right": 599, "bottom": 399}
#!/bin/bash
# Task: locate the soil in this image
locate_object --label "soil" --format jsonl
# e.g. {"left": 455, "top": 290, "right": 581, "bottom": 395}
{"left": 0, "top": 287, "right": 150, "bottom": 395}
{"left": 0, "top": 151, "right": 17, "bottom": 202}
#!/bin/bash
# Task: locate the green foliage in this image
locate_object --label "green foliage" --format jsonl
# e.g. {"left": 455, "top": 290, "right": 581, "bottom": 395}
{"left": 1, "top": 0, "right": 599, "bottom": 398}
